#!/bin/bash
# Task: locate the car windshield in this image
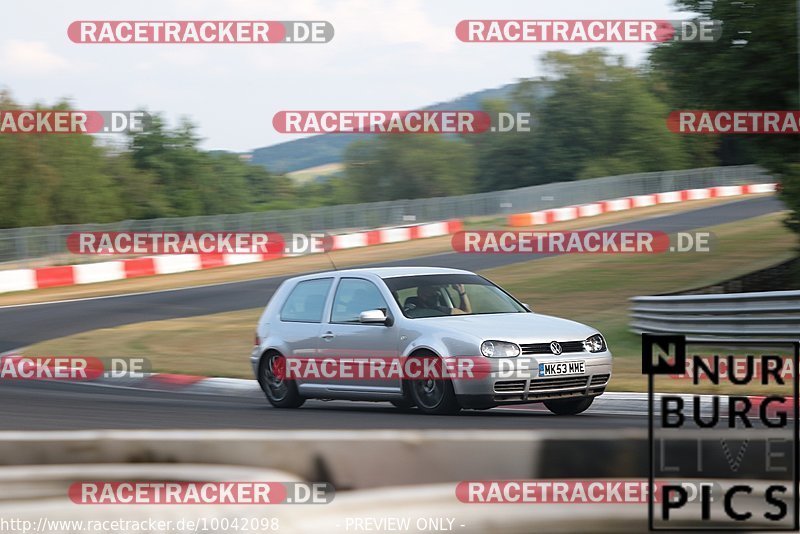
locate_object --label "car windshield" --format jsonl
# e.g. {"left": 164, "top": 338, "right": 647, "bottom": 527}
{"left": 383, "top": 274, "right": 527, "bottom": 318}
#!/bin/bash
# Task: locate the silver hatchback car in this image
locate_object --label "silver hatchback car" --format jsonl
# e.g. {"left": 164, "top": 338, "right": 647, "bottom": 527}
{"left": 251, "top": 267, "right": 612, "bottom": 415}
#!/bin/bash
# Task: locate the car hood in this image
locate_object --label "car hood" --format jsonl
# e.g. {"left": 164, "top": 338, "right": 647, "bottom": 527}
{"left": 421, "top": 312, "right": 598, "bottom": 344}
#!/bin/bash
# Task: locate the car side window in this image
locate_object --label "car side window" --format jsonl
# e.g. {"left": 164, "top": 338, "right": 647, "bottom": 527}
{"left": 279, "top": 278, "right": 333, "bottom": 323}
{"left": 331, "top": 278, "right": 388, "bottom": 323}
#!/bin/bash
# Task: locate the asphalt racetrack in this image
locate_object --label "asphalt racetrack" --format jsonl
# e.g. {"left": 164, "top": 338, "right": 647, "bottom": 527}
{"left": 0, "top": 380, "right": 648, "bottom": 430}
{"left": 0, "top": 196, "right": 785, "bottom": 430}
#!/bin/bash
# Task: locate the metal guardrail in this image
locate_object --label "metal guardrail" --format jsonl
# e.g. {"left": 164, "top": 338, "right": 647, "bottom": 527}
{"left": 0, "top": 164, "right": 771, "bottom": 264}
{"left": 630, "top": 291, "right": 800, "bottom": 339}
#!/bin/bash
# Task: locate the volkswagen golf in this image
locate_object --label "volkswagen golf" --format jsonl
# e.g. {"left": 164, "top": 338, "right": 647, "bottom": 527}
{"left": 251, "top": 267, "right": 612, "bottom": 415}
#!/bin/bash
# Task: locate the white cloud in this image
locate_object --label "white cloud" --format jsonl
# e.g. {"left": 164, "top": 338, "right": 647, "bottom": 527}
{"left": 0, "top": 40, "right": 71, "bottom": 76}
{"left": 325, "top": 0, "right": 455, "bottom": 53}
{"left": 220, "top": 0, "right": 454, "bottom": 53}
{"left": 0, "top": 0, "right": 683, "bottom": 151}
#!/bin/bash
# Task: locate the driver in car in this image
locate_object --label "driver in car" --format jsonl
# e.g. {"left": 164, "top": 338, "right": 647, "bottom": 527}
{"left": 413, "top": 283, "right": 472, "bottom": 315}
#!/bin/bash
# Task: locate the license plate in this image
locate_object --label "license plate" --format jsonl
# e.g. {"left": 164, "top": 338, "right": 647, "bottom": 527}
{"left": 538, "top": 360, "right": 585, "bottom": 377}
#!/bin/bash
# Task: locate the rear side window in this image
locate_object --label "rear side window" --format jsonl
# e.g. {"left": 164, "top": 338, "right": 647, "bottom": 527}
{"left": 280, "top": 278, "right": 333, "bottom": 323}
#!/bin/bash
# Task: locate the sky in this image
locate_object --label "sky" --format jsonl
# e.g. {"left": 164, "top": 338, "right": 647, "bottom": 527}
{"left": 0, "top": 0, "right": 694, "bottom": 152}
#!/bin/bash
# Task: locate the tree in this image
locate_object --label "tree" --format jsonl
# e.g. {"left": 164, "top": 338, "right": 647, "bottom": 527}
{"left": 532, "top": 50, "right": 690, "bottom": 184}
{"left": 649, "top": 0, "right": 799, "bottom": 237}
{"left": 649, "top": 0, "right": 799, "bottom": 171}
{"left": 344, "top": 135, "right": 476, "bottom": 202}
{"left": 0, "top": 99, "right": 295, "bottom": 229}
{"left": 466, "top": 96, "right": 542, "bottom": 191}
{"left": 0, "top": 94, "right": 124, "bottom": 227}
{"left": 128, "top": 115, "right": 267, "bottom": 217}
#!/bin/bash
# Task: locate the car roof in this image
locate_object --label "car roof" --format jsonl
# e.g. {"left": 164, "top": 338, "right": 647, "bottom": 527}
{"left": 292, "top": 266, "right": 474, "bottom": 280}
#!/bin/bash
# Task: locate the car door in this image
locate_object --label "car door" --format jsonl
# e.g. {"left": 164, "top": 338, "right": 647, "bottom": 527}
{"left": 319, "top": 276, "right": 401, "bottom": 395}
{"left": 276, "top": 277, "right": 334, "bottom": 388}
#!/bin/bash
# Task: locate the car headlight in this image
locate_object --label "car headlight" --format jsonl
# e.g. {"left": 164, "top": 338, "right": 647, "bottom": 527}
{"left": 481, "top": 340, "right": 521, "bottom": 358}
{"left": 584, "top": 334, "right": 607, "bottom": 353}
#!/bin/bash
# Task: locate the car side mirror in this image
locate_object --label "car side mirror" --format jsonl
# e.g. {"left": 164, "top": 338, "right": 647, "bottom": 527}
{"left": 359, "top": 309, "right": 389, "bottom": 324}
{"left": 522, "top": 303, "right": 532, "bottom": 312}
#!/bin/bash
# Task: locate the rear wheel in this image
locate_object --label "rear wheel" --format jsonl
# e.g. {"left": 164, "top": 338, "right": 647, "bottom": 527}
{"left": 544, "top": 396, "right": 594, "bottom": 415}
{"left": 258, "top": 352, "right": 305, "bottom": 408}
{"left": 407, "top": 353, "right": 461, "bottom": 415}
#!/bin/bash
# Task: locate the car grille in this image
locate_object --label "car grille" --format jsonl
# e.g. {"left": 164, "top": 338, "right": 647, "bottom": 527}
{"left": 520, "top": 340, "right": 585, "bottom": 355}
{"left": 529, "top": 376, "right": 588, "bottom": 392}
{"left": 590, "top": 374, "right": 610, "bottom": 386}
{"left": 494, "top": 380, "right": 526, "bottom": 393}
{"left": 493, "top": 375, "right": 609, "bottom": 401}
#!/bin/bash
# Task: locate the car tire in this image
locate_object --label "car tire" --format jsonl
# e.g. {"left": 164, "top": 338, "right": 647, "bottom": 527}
{"left": 406, "top": 353, "right": 461, "bottom": 415}
{"left": 544, "top": 396, "right": 594, "bottom": 415}
{"left": 258, "top": 351, "right": 305, "bottom": 408}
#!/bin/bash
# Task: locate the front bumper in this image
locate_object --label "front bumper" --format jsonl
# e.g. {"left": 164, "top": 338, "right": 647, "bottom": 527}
{"left": 452, "top": 351, "right": 612, "bottom": 409}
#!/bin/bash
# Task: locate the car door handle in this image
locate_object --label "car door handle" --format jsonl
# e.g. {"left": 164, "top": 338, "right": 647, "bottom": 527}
{"left": 321, "top": 332, "right": 335, "bottom": 341}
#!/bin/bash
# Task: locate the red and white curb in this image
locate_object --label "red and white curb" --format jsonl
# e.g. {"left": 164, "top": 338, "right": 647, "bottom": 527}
{"left": 0, "top": 182, "right": 776, "bottom": 295}
{"left": 0, "top": 220, "right": 463, "bottom": 295}
{"left": 0, "top": 353, "right": 260, "bottom": 397}
{"left": 101, "top": 373, "right": 262, "bottom": 397}
{"left": 507, "top": 183, "right": 776, "bottom": 227}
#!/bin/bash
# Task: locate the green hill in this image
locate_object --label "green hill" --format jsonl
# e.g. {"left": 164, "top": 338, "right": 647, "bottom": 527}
{"left": 248, "top": 83, "right": 520, "bottom": 173}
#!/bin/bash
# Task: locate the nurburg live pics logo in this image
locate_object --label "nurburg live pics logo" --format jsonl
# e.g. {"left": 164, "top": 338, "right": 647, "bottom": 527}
{"left": 643, "top": 333, "right": 800, "bottom": 531}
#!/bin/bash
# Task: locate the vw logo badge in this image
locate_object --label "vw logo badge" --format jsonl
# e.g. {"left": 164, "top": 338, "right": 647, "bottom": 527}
{"left": 550, "top": 341, "right": 563, "bottom": 355}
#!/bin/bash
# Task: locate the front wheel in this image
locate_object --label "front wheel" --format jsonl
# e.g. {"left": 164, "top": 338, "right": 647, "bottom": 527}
{"left": 544, "top": 396, "right": 594, "bottom": 415}
{"left": 258, "top": 352, "right": 305, "bottom": 408}
{"left": 406, "top": 353, "right": 461, "bottom": 415}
